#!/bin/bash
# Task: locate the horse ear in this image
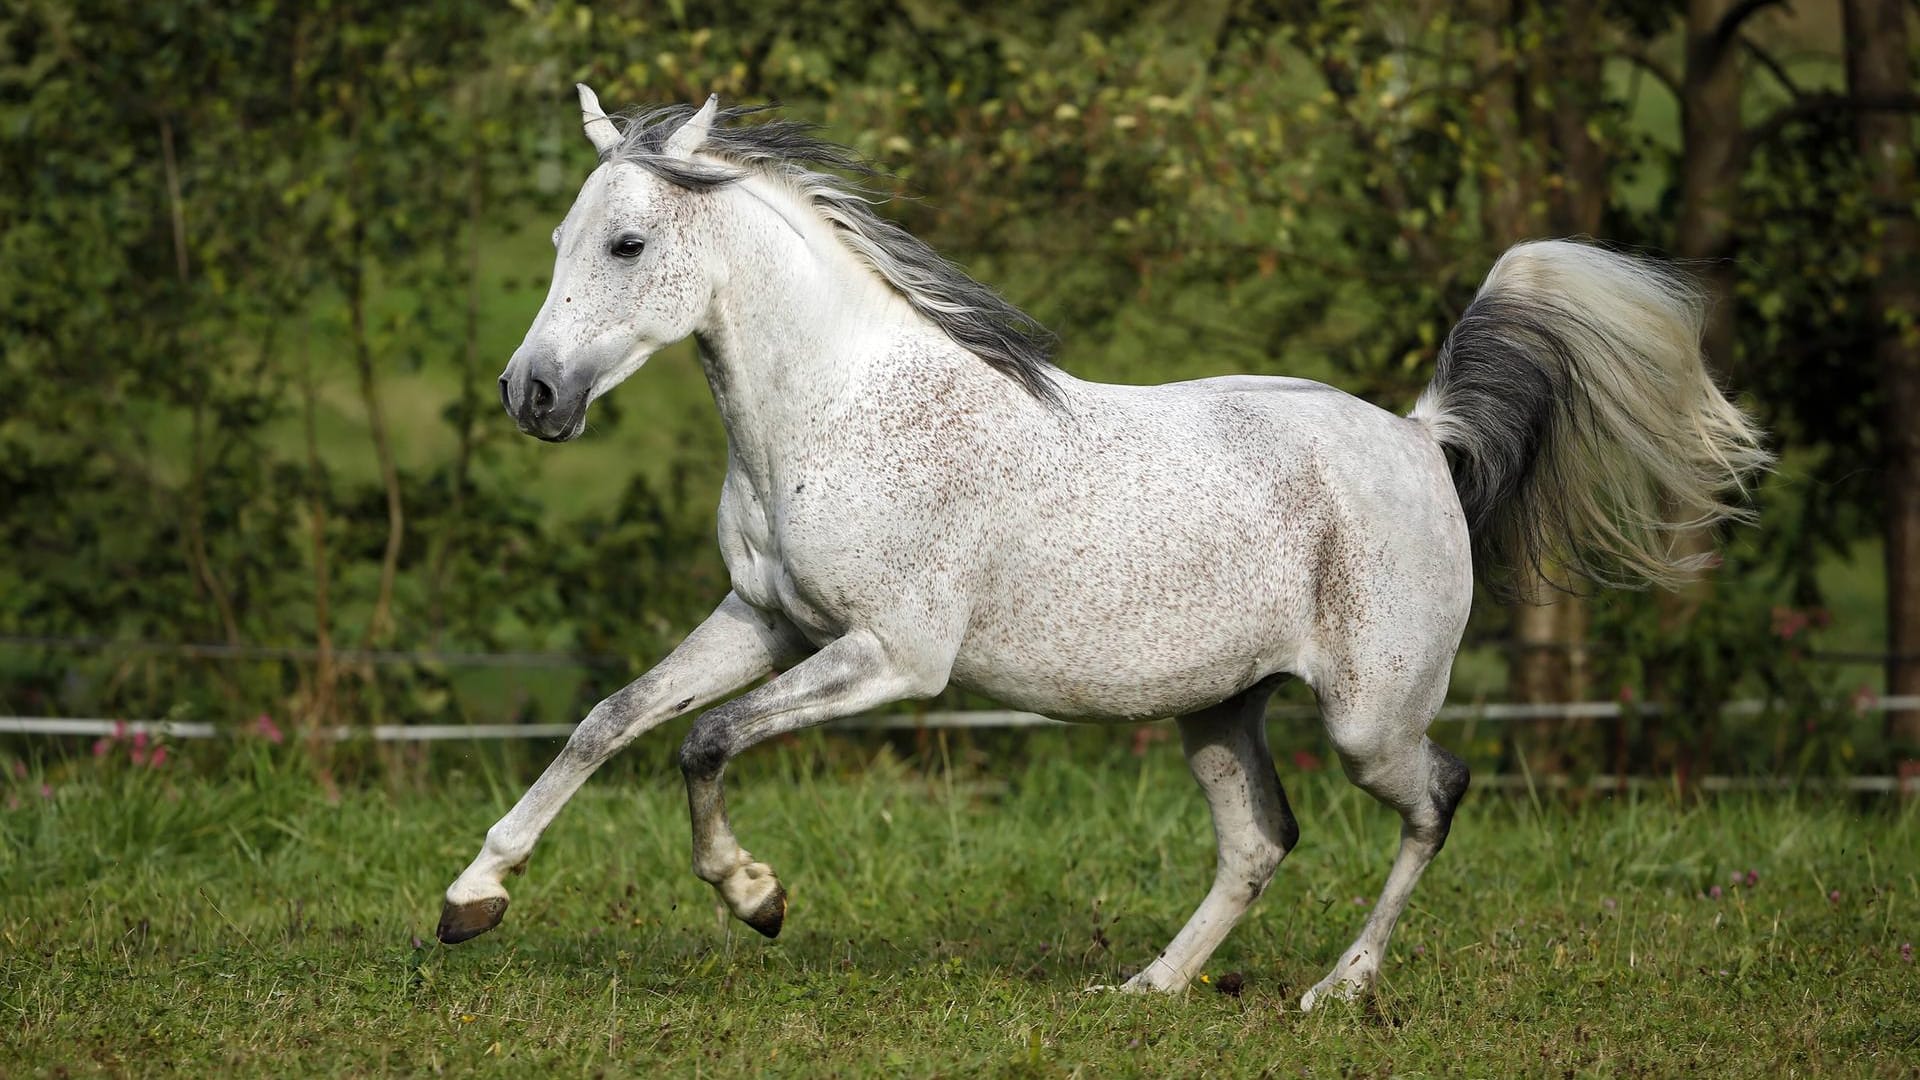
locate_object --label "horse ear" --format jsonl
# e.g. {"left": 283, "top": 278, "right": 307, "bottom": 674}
{"left": 663, "top": 94, "right": 720, "bottom": 160}
{"left": 577, "top": 83, "right": 622, "bottom": 156}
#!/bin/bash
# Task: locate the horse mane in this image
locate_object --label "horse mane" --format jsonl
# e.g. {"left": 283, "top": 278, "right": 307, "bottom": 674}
{"left": 605, "top": 103, "right": 1062, "bottom": 405}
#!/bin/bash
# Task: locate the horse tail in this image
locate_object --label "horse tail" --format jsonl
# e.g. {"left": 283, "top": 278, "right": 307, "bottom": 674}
{"left": 1409, "top": 240, "right": 1772, "bottom": 598}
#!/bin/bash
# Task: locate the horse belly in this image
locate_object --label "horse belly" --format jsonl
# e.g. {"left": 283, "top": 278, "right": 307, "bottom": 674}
{"left": 948, "top": 632, "right": 1286, "bottom": 722}
{"left": 943, "top": 454, "right": 1327, "bottom": 721}
{"left": 947, "top": 578, "right": 1308, "bottom": 723}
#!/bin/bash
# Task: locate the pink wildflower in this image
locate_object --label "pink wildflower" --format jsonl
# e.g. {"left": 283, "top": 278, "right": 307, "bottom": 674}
{"left": 130, "top": 746, "right": 147, "bottom": 767}
{"left": 1291, "top": 749, "right": 1323, "bottom": 772}
{"left": 1708, "top": 885, "right": 1723, "bottom": 901}
{"left": 1129, "top": 726, "right": 1169, "bottom": 756}
{"left": 1828, "top": 889, "right": 1842, "bottom": 904}
{"left": 1770, "top": 606, "right": 1811, "bottom": 641}
{"left": 131, "top": 730, "right": 149, "bottom": 751}
{"left": 149, "top": 746, "right": 169, "bottom": 769}
{"left": 38, "top": 783, "right": 53, "bottom": 799}
{"left": 253, "top": 714, "right": 285, "bottom": 745}
{"left": 1617, "top": 683, "right": 1636, "bottom": 704}
{"left": 112, "top": 720, "right": 127, "bottom": 739}
{"left": 1746, "top": 869, "right": 1759, "bottom": 888}
{"left": 1601, "top": 897, "right": 1617, "bottom": 911}
{"left": 92, "top": 738, "right": 111, "bottom": 758}
{"left": 1901, "top": 942, "right": 1913, "bottom": 964}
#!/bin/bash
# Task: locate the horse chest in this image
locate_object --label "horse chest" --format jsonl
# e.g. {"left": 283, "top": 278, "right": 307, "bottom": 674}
{"left": 715, "top": 476, "right": 849, "bottom": 645}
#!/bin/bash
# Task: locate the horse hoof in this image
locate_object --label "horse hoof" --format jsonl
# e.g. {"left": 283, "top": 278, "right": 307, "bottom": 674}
{"left": 740, "top": 881, "right": 787, "bottom": 939}
{"left": 437, "top": 895, "right": 508, "bottom": 944}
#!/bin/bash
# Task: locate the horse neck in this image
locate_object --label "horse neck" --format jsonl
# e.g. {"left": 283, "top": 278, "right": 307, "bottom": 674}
{"left": 693, "top": 175, "right": 928, "bottom": 482}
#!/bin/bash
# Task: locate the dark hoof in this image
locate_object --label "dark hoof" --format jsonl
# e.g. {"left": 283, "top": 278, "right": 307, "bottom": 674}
{"left": 436, "top": 895, "right": 508, "bottom": 944}
{"left": 740, "top": 882, "right": 787, "bottom": 939}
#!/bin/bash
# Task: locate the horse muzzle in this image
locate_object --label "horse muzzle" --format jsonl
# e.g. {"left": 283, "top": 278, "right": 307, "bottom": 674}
{"left": 498, "top": 357, "right": 590, "bottom": 442}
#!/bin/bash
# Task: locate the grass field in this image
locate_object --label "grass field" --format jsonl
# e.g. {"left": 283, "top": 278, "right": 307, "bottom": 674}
{"left": 4, "top": 740, "right": 1917, "bottom": 1077}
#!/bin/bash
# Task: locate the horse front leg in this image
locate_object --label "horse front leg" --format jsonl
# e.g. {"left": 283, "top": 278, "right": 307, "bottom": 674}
{"left": 437, "top": 593, "right": 809, "bottom": 944}
{"left": 677, "top": 630, "right": 939, "bottom": 937}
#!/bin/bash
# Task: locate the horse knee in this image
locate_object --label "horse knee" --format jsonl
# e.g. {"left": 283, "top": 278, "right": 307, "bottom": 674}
{"left": 566, "top": 689, "right": 654, "bottom": 761}
{"left": 565, "top": 712, "right": 620, "bottom": 762}
{"left": 1228, "top": 799, "right": 1298, "bottom": 900}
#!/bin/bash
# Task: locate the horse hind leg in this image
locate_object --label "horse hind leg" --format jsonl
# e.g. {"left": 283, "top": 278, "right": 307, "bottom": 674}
{"left": 1299, "top": 671, "right": 1469, "bottom": 1012}
{"left": 1123, "top": 678, "right": 1299, "bottom": 993}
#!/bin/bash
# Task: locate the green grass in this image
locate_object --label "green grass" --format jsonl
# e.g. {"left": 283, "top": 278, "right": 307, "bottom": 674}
{"left": 4, "top": 741, "right": 1917, "bottom": 1076}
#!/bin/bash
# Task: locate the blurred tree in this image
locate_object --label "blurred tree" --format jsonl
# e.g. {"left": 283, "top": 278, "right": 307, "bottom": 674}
{"left": 1840, "top": 0, "right": 1920, "bottom": 757}
{"left": 0, "top": 0, "right": 1910, "bottom": 780}
{"left": 1609, "top": 0, "right": 1919, "bottom": 773}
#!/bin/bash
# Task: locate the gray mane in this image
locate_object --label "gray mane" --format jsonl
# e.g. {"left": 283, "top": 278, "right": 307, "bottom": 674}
{"left": 606, "top": 104, "right": 1062, "bottom": 405}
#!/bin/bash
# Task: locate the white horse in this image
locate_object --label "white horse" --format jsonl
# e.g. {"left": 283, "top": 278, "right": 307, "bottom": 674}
{"left": 439, "top": 87, "right": 1769, "bottom": 1010}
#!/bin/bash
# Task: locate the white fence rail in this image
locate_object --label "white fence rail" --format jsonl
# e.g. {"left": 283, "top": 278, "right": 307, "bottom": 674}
{"left": 7, "top": 701, "right": 1914, "bottom": 793}
{"left": 4, "top": 695, "right": 1917, "bottom": 740}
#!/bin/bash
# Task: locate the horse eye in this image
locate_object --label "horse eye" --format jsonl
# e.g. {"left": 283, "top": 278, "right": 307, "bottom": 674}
{"left": 611, "top": 235, "right": 645, "bottom": 259}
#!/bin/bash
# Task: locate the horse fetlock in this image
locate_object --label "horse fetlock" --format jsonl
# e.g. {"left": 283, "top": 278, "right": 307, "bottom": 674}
{"left": 445, "top": 865, "right": 511, "bottom": 906}
{"left": 1118, "top": 953, "right": 1194, "bottom": 994}
{"left": 1119, "top": 970, "right": 1187, "bottom": 995}
{"left": 1300, "top": 949, "right": 1379, "bottom": 1012}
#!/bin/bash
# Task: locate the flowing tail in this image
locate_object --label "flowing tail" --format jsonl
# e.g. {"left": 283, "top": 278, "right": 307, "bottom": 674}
{"left": 1410, "top": 240, "right": 1773, "bottom": 597}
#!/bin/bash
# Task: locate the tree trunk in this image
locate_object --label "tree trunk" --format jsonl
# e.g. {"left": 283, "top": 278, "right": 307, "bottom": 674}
{"left": 160, "top": 115, "right": 243, "bottom": 651}
{"left": 1677, "top": 0, "right": 1746, "bottom": 379}
{"left": 1479, "top": 0, "right": 1597, "bottom": 775}
{"left": 302, "top": 332, "right": 337, "bottom": 730}
{"left": 1842, "top": 0, "right": 1920, "bottom": 757}
{"left": 1545, "top": 0, "right": 1608, "bottom": 239}
{"left": 428, "top": 145, "right": 487, "bottom": 646}
{"left": 1649, "top": 0, "right": 1754, "bottom": 786}
{"left": 349, "top": 227, "right": 405, "bottom": 651}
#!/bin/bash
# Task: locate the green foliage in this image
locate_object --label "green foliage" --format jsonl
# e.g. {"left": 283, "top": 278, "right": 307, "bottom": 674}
{"left": 1738, "top": 113, "right": 1885, "bottom": 556}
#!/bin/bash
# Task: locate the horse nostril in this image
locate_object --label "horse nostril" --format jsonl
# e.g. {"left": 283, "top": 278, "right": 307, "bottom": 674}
{"left": 498, "top": 375, "right": 512, "bottom": 414}
{"left": 529, "top": 377, "right": 556, "bottom": 419}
